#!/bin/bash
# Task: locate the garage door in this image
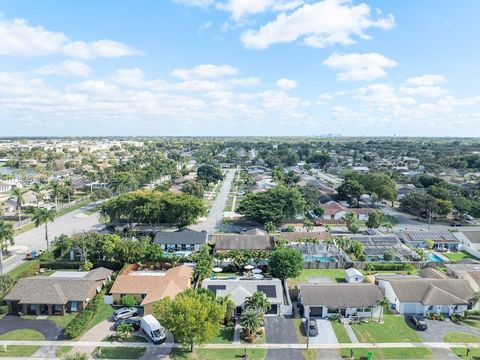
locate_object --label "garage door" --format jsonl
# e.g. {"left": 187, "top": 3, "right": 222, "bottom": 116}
{"left": 309, "top": 306, "right": 323, "bottom": 317}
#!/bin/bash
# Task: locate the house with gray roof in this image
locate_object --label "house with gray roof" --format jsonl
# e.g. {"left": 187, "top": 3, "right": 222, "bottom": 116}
{"left": 154, "top": 228, "right": 208, "bottom": 254}
{"left": 378, "top": 276, "right": 475, "bottom": 315}
{"left": 201, "top": 277, "right": 285, "bottom": 316}
{"left": 298, "top": 283, "right": 383, "bottom": 319}
{"left": 3, "top": 268, "right": 112, "bottom": 316}
{"left": 397, "top": 231, "right": 459, "bottom": 251}
{"left": 453, "top": 231, "right": 480, "bottom": 254}
{"left": 212, "top": 233, "right": 273, "bottom": 252}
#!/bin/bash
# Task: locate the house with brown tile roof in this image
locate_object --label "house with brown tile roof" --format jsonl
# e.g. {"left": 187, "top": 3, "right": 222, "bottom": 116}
{"left": 109, "top": 265, "right": 193, "bottom": 314}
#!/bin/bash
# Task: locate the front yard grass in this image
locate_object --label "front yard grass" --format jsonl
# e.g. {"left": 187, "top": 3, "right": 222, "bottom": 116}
{"left": 210, "top": 325, "right": 234, "bottom": 343}
{"left": 0, "top": 329, "right": 44, "bottom": 357}
{"left": 331, "top": 321, "right": 351, "bottom": 343}
{"left": 444, "top": 332, "right": 480, "bottom": 343}
{"left": 93, "top": 347, "right": 146, "bottom": 359}
{"left": 351, "top": 314, "right": 422, "bottom": 343}
{"left": 340, "top": 348, "right": 433, "bottom": 359}
{"left": 48, "top": 313, "right": 77, "bottom": 329}
{"left": 0, "top": 345, "right": 40, "bottom": 357}
{"left": 288, "top": 269, "right": 346, "bottom": 287}
{"left": 293, "top": 318, "right": 306, "bottom": 344}
{"left": 171, "top": 348, "right": 266, "bottom": 360}
{"left": 443, "top": 251, "right": 479, "bottom": 262}
{"left": 55, "top": 346, "right": 72, "bottom": 357}
{"left": 452, "top": 347, "right": 480, "bottom": 359}
{"left": 89, "top": 304, "right": 115, "bottom": 329}
{"left": 302, "top": 349, "right": 317, "bottom": 360}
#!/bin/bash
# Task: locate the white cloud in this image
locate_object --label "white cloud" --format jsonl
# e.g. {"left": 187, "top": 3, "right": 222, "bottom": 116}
{"left": 399, "top": 86, "right": 447, "bottom": 98}
{"left": 171, "top": 64, "right": 239, "bottom": 79}
{"left": 357, "top": 83, "right": 415, "bottom": 105}
{"left": 323, "top": 52, "right": 397, "bottom": 81}
{"left": 173, "top": 0, "right": 215, "bottom": 7}
{"left": 217, "top": 0, "right": 303, "bottom": 21}
{"left": 240, "top": 0, "right": 394, "bottom": 49}
{"left": 36, "top": 61, "right": 92, "bottom": 77}
{"left": 62, "top": 40, "right": 140, "bottom": 59}
{"left": 0, "top": 17, "right": 139, "bottom": 59}
{"left": 406, "top": 74, "right": 446, "bottom": 87}
{"left": 276, "top": 78, "right": 297, "bottom": 90}
{"left": 0, "top": 18, "right": 67, "bottom": 56}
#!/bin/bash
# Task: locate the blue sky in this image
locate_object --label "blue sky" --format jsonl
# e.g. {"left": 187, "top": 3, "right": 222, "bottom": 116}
{"left": 1, "top": 0, "right": 480, "bottom": 136}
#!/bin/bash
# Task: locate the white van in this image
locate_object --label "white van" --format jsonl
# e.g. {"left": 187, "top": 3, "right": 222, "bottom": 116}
{"left": 140, "top": 314, "right": 166, "bottom": 344}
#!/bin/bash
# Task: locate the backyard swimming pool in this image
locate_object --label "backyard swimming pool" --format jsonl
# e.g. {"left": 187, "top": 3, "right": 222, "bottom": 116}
{"left": 428, "top": 252, "right": 445, "bottom": 262}
{"left": 304, "top": 256, "right": 337, "bottom": 262}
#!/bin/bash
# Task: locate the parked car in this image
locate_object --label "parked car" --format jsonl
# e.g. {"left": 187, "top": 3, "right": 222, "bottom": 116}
{"left": 114, "top": 317, "right": 141, "bottom": 331}
{"left": 141, "top": 314, "right": 166, "bottom": 344}
{"left": 304, "top": 318, "right": 318, "bottom": 337}
{"left": 450, "top": 221, "right": 462, "bottom": 227}
{"left": 113, "top": 307, "right": 139, "bottom": 321}
{"left": 408, "top": 315, "right": 427, "bottom": 330}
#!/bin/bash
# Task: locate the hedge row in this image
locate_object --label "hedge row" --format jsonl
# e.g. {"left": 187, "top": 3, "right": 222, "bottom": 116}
{"left": 364, "top": 262, "right": 414, "bottom": 271}
{"left": 64, "top": 290, "right": 106, "bottom": 339}
{"left": 40, "top": 260, "right": 123, "bottom": 271}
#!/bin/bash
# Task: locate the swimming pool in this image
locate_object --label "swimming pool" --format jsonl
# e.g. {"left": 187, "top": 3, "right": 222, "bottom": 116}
{"left": 304, "top": 256, "right": 337, "bottom": 262}
{"left": 428, "top": 252, "right": 445, "bottom": 262}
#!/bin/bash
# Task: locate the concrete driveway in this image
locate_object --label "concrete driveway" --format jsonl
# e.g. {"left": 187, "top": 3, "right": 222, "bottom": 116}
{"left": 264, "top": 317, "right": 304, "bottom": 360}
{"left": 305, "top": 319, "right": 338, "bottom": 344}
{"left": 0, "top": 315, "right": 64, "bottom": 340}
{"left": 418, "top": 318, "right": 480, "bottom": 342}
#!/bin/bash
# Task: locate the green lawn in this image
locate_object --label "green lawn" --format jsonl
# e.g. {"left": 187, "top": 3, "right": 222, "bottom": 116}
{"left": 444, "top": 332, "right": 480, "bottom": 343}
{"left": 89, "top": 304, "right": 115, "bottom": 329}
{"left": 84, "top": 205, "right": 101, "bottom": 215}
{"left": 0, "top": 346, "right": 40, "bottom": 357}
{"left": 56, "top": 198, "right": 92, "bottom": 217}
{"left": 288, "top": 269, "right": 346, "bottom": 287}
{"left": 351, "top": 315, "right": 422, "bottom": 343}
{"left": 210, "top": 325, "right": 234, "bottom": 343}
{"left": 93, "top": 347, "right": 146, "bottom": 359}
{"left": 331, "top": 321, "right": 351, "bottom": 343}
{"left": 103, "top": 335, "right": 148, "bottom": 343}
{"left": 461, "top": 318, "right": 480, "bottom": 328}
{"left": 55, "top": 346, "right": 72, "bottom": 357}
{"left": 340, "top": 348, "right": 433, "bottom": 359}
{"left": 48, "top": 313, "right": 77, "bottom": 329}
{"left": 452, "top": 347, "right": 480, "bottom": 359}
{"left": 171, "top": 348, "right": 266, "bottom": 360}
{"left": 443, "top": 251, "right": 479, "bottom": 262}
{"left": 302, "top": 349, "right": 317, "bottom": 360}
{"left": 7, "top": 260, "right": 39, "bottom": 281}
{"left": 293, "top": 318, "right": 306, "bottom": 344}
{"left": 0, "top": 329, "right": 45, "bottom": 341}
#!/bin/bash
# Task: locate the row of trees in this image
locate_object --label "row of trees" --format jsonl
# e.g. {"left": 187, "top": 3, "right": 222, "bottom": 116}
{"left": 101, "top": 189, "right": 206, "bottom": 229}
{"left": 338, "top": 172, "right": 397, "bottom": 207}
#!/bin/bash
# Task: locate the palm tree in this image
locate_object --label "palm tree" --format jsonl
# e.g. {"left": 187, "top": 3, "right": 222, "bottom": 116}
{"left": 10, "top": 187, "right": 25, "bottom": 224}
{"left": 49, "top": 181, "right": 63, "bottom": 210}
{"left": 240, "top": 308, "right": 263, "bottom": 340}
{"left": 0, "top": 220, "right": 14, "bottom": 275}
{"left": 244, "top": 291, "right": 271, "bottom": 313}
{"left": 62, "top": 180, "right": 74, "bottom": 203}
{"left": 377, "top": 297, "right": 390, "bottom": 322}
{"left": 32, "top": 207, "right": 56, "bottom": 251}
{"left": 31, "top": 183, "right": 44, "bottom": 208}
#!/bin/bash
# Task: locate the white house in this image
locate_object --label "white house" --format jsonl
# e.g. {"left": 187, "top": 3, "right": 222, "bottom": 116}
{"left": 377, "top": 276, "right": 474, "bottom": 316}
{"left": 453, "top": 231, "right": 480, "bottom": 256}
{"left": 298, "top": 284, "right": 383, "bottom": 319}
{"left": 345, "top": 268, "right": 364, "bottom": 283}
{"left": 320, "top": 201, "right": 370, "bottom": 221}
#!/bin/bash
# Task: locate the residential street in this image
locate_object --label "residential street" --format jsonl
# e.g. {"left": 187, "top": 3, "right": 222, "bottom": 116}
{"left": 3, "top": 202, "right": 103, "bottom": 274}
{"left": 190, "top": 168, "right": 236, "bottom": 233}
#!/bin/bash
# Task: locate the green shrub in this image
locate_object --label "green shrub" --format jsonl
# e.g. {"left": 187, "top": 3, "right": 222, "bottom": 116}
{"left": 39, "top": 260, "right": 122, "bottom": 270}
{"left": 0, "top": 305, "right": 8, "bottom": 314}
{"left": 64, "top": 290, "right": 105, "bottom": 339}
{"left": 364, "top": 262, "right": 414, "bottom": 271}
{"left": 120, "top": 295, "right": 137, "bottom": 307}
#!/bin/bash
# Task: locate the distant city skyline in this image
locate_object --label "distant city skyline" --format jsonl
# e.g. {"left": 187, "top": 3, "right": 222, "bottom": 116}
{"left": 1, "top": 0, "right": 480, "bottom": 137}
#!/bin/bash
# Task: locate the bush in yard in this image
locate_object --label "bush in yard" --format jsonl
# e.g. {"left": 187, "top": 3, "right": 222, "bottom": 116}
{"left": 116, "top": 323, "right": 133, "bottom": 339}
{"left": 63, "top": 353, "right": 89, "bottom": 360}
{"left": 82, "top": 261, "right": 93, "bottom": 271}
{"left": 64, "top": 290, "right": 105, "bottom": 339}
{"left": 0, "top": 305, "right": 8, "bottom": 314}
{"left": 120, "top": 295, "right": 137, "bottom": 307}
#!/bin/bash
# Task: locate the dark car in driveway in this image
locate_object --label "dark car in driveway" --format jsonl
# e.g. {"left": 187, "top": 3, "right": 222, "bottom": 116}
{"left": 114, "top": 317, "right": 141, "bottom": 331}
{"left": 408, "top": 315, "right": 427, "bottom": 330}
{"left": 304, "top": 318, "right": 318, "bottom": 337}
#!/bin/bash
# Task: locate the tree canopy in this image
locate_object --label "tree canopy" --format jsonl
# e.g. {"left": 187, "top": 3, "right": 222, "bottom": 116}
{"left": 196, "top": 164, "right": 224, "bottom": 184}
{"left": 268, "top": 248, "right": 304, "bottom": 280}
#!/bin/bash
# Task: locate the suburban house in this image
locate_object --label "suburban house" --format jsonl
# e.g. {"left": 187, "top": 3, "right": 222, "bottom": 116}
{"left": 377, "top": 276, "right": 475, "bottom": 315}
{"left": 212, "top": 233, "right": 273, "bottom": 252}
{"left": 0, "top": 182, "right": 12, "bottom": 193}
{"left": 453, "top": 231, "right": 480, "bottom": 256}
{"left": 202, "top": 277, "right": 286, "bottom": 316}
{"left": 110, "top": 265, "right": 193, "bottom": 314}
{"left": 298, "top": 284, "right": 383, "bottom": 319}
{"left": 345, "top": 233, "right": 416, "bottom": 261}
{"left": 319, "top": 201, "right": 370, "bottom": 221}
{"left": 4, "top": 267, "right": 112, "bottom": 316}
{"left": 445, "top": 262, "right": 480, "bottom": 292}
{"left": 154, "top": 228, "right": 208, "bottom": 254}
{"left": 345, "top": 268, "right": 364, "bottom": 283}
{"left": 397, "top": 231, "right": 459, "bottom": 251}
{"left": 276, "top": 231, "right": 331, "bottom": 243}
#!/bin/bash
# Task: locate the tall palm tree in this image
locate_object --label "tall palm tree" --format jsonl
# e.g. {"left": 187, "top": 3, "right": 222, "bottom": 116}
{"left": 244, "top": 291, "right": 271, "bottom": 313}
{"left": 0, "top": 219, "right": 14, "bottom": 276}
{"left": 49, "top": 182, "right": 63, "bottom": 210}
{"left": 32, "top": 208, "right": 56, "bottom": 251}
{"left": 62, "top": 180, "right": 74, "bottom": 203}
{"left": 10, "top": 187, "right": 25, "bottom": 224}
{"left": 240, "top": 308, "right": 263, "bottom": 339}
{"left": 31, "top": 183, "right": 44, "bottom": 208}
{"left": 377, "top": 297, "right": 390, "bottom": 322}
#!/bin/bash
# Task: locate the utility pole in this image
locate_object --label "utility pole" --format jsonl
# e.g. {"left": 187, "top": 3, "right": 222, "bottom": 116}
{"left": 306, "top": 317, "right": 309, "bottom": 350}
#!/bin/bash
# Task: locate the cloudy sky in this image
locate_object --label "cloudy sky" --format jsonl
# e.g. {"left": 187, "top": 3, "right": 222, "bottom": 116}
{"left": 1, "top": 0, "right": 480, "bottom": 136}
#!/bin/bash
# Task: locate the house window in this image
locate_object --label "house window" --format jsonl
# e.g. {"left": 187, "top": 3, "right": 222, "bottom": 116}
{"left": 428, "top": 306, "right": 433, "bottom": 311}
{"left": 71, "top": 302, "right": 78, "bottom": 312}
{"left": 141, "top": 294, "right": 147, "bottom": 299}
{"left": 54, "top": 304, "right": 62, "bottom": 313}
{"left": 30, "top": 304, "right": 36, "bottom": 311}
